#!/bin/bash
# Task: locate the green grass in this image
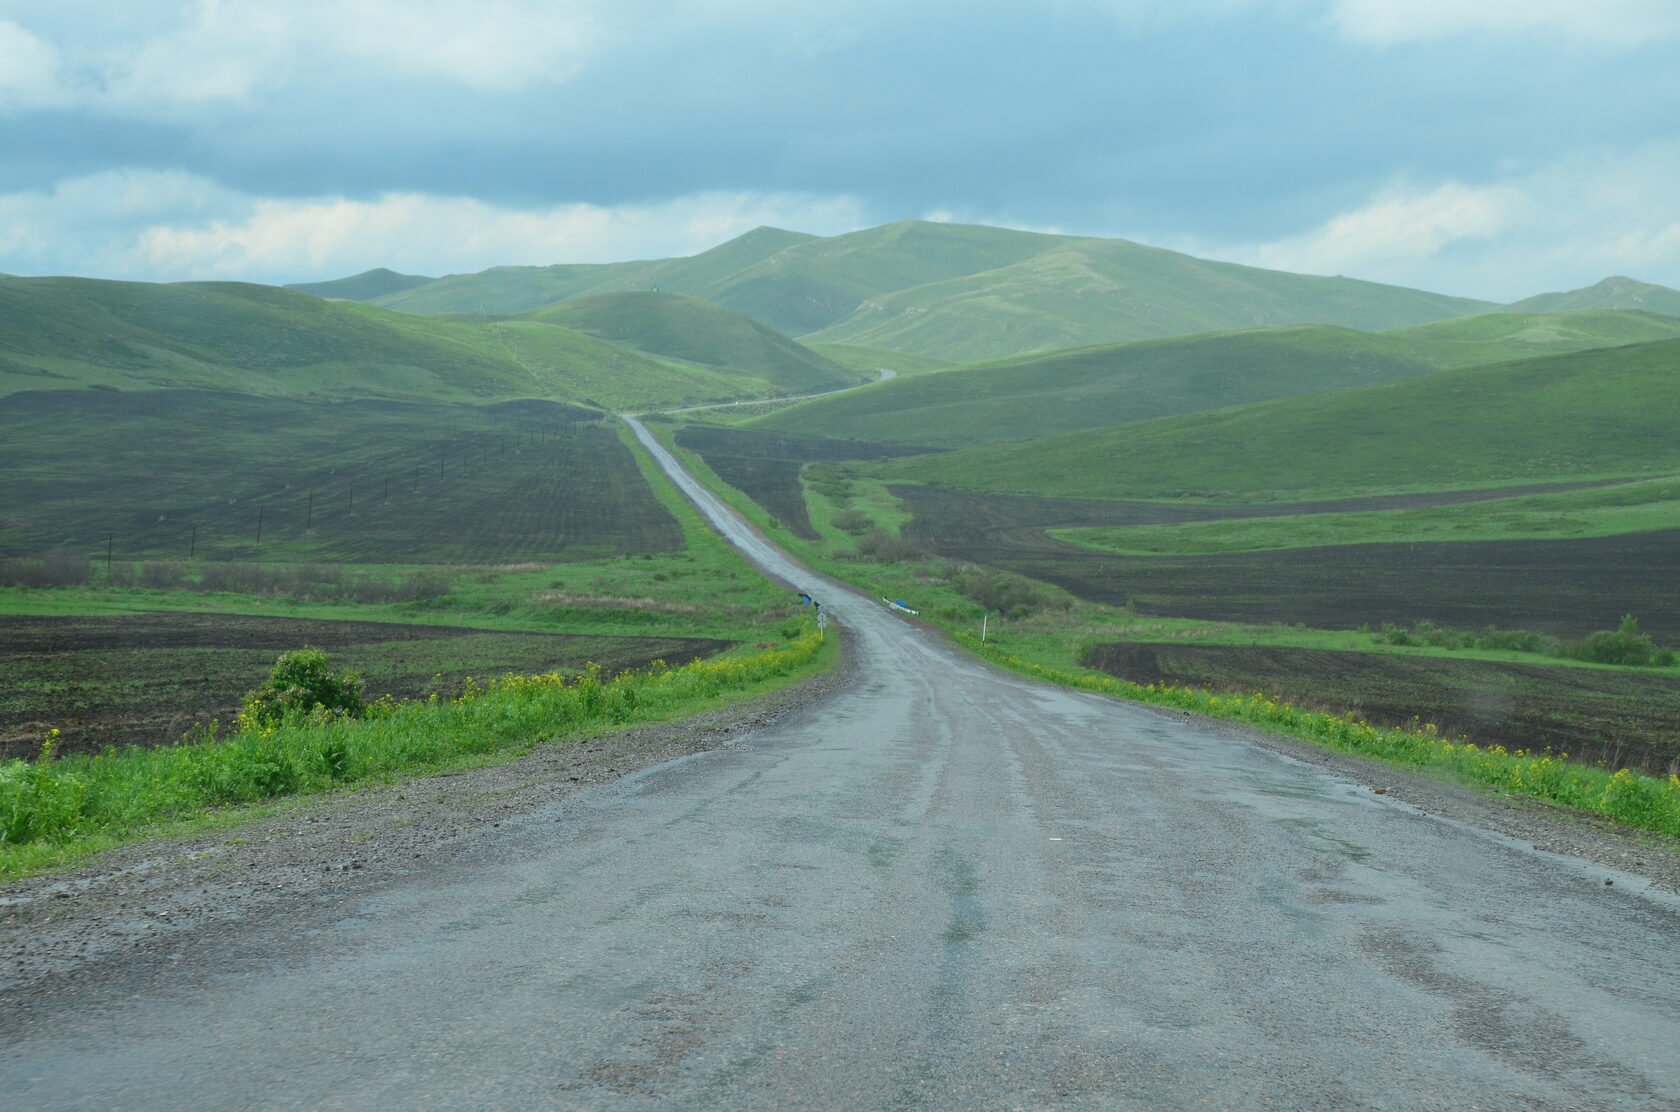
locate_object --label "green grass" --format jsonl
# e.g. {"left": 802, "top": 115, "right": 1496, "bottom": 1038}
{"left": 0, "top": 276, "right": 797, "bottom": 410}
{"left": 802, "top": 233, "right": 1491, "bottom": 362}
{"left": 805, "top": 343, "right": 952, "bottom": 377}
{"left": 881, "top": 337, "right": 1680, "bottom": 502}
{"left": 754, "top": 325, "right": 1443, "bottom": 447}
{"left": 759, "top": 310, "right": 1680, "bottom": 449}
{"left": 525, "top": 291, "right": 860, "bottom": 394}
{"left": 1506, "top": 276, "right": 1680, "bottom": 316}
{"left": 286, "top": 267, "right": 435, "bottom": 301}
{"left": 1383, "top": 309, "right": 1680, "bottom": 366}
{"left": 1054, "top": 475, "right": 1680, "bottom": 555}
{"left": 369, "top": 226, "right": 818, "bottom": 317}
{"left": 0, "top": 628, "right": 832, "bottom": 877}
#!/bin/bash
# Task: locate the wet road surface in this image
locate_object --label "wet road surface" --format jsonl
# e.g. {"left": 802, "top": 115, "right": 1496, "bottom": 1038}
{"left": 1, "top": 418, "right": 1677, "bottom": 1110}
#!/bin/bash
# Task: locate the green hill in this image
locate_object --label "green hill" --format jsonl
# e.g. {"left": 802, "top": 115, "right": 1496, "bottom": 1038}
{"left": 756, "top": 309, "right": 1680, "bottom": 449}
{"left": 370, "top": 226, "right": 820, "bottom": 317}
{"left": 1382, "top": 309, "right": 1680, "bottom": 366}
{"left": 329, "top": 219, "right": 1490, "bottom": 360}
{"left": 754, "top": 325, "right": 1444, "bottom": 448}
{"left": 525, "top": 291, "right": 859, "bottom": 394}
{"left": 1505, "top": 276, "right": 1680, "bottom": 316}
{"left": 802, "top": 237, "right": 1493, "bottom": 361}
{"left": 0, "top": 276, "right": 795, "bottom": 410}
{"left": 287, "top": 268, "right": 435, "bottom": 301}
{"left": 880, "top": 338, "right": 1680, "bottom": 502}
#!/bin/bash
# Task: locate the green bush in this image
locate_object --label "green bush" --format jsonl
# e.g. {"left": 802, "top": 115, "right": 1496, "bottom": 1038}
{"left": 1565, "top": 615, "right": 1662, "bottom": 667}
{"left": 241, "top": 648, "right": 365, "bottom": 727}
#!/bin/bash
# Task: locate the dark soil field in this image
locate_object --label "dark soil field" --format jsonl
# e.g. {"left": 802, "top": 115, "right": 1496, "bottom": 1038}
{"left": 676, "top": 426, "right": 935, "bottom": 538}
{"left": 1083, "top": 640, "right": 1680, "bottom": 775}
{"left": 0, "top": 612, "right": 732, "bottom": 759}
{"left": 897, "top": 486, "right": 1680, "bottom": 640}
{"left": 1, "top": 390, "right": 681, "bottom": 564}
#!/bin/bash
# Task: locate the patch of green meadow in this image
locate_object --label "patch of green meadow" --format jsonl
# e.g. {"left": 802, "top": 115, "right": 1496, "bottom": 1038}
{"left": 1053, "top": 476, "right": 1680, "bottom": 556}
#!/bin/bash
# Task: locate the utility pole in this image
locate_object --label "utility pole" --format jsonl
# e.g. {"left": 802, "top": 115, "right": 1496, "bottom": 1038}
{"left": 256, "top": 507, "right": 264, "bottom": 544}
{"left": 189, "top": 523, "right": 196, "bottom": 559}
{"left": 306, "top": 491, "right": 314, "bottom": 529}
{"left": 106, "top": 533, "right": 113, "bottom": 572}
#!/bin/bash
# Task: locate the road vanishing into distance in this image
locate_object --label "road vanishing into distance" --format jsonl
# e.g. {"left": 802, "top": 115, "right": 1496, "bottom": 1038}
{"left": 4, "top": 417, "right": 1679, "bottom": 1111}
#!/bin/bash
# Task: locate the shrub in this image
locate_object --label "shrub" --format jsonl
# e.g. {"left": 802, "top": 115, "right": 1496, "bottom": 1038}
{"left": 241, "top": 648, "right": 365, "bottom": 727}
{"left": 830, "top": 508, "right": 873, "bottom": 535}
{"left": 1564, "top": 614, "right": 1662, "bottom": 667}
{"left": 852, "top": 528, "right": 922, "bottom": 563}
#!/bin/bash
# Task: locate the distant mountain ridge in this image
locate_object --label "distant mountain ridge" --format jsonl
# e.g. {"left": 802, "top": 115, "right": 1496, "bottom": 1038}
{"left": 289, "top": 220, "right": 1680, "bottom": 365}
{"left": 287, "top": 267, "right": 435, "bottom": 301}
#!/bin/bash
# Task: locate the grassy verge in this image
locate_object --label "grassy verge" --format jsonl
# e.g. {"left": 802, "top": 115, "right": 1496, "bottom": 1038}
{"left": 657, "top": 420, "right": 1680, "bottom": 843}
{"left": 1052, "top": 475, "right": 1680, "bottom": 556}
{"left": 954, "top": 635, "right": 1680, "bottom": 840}
{"left": 0, "top": 628, "right": 832, "bottom": 878}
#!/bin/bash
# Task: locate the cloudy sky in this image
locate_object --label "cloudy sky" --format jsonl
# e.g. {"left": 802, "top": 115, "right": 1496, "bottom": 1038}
{"left": 1, "top": 0, "right": 1676, "bottom": 300}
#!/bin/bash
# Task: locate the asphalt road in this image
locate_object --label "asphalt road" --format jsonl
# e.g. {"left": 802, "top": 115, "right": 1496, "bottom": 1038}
{"left": 2, "top": 419, "right": 1677, "bottom": 1110}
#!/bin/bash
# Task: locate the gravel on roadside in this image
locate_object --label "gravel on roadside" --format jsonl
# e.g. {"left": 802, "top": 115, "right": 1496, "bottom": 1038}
{"left": 0, "top": 631, "right": 858, "bottom": 997}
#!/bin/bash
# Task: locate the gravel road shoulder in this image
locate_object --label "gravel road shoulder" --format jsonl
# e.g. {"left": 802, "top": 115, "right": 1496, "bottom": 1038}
{"left": 0, "top": 634, "right": 857, "bottom": 997}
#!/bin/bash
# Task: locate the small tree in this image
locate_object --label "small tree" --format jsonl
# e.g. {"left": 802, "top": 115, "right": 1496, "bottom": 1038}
{"left": 242, "top": 647, "right": 364, "bottom": 726}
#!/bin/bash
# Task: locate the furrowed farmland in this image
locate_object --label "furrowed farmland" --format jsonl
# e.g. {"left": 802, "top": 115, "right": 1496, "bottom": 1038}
{"left": 892, "top": 485, "right": 1680, "bottom": 640}
{"left": 0, "top": 390, "right": 680, "bottom": 564}
{"left": 0, "top": 612, "right": 732, "bottom": 759}
{"left": 1082, "top": 640, "right": 1680, "bottom": 775}
{"left": 673, "top": 425, "right": 936, "bottom": 538}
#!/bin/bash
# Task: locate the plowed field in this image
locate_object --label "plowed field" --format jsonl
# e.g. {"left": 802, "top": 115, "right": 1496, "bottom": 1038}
{"left": 0, "top": 612, "right": 731, "bottom": 759}
{"left": 896, "top": 486, "right": 1680, "bottom": 639}
{"left": 1084, "top": 641, "right": 1680, "bottom": 774}
{"left": 676, "top": 426, "right": 935, "bottom": 538}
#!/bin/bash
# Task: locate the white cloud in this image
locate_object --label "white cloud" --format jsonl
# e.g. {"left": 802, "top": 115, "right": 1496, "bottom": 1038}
{"left": 1197, "top": 142, "right": 1680, "bottom": 299}
{"left": 1328, "top": 0, "right": 1680, "bottom": 46}
{"left": 0, "top": 172, "right": 865, "bottom": 282}
{"left": 1, "top": 1, "right": 602, "bottom": 113}
{"left": 1237, "top": 181, "right": 1524, "bottom": 279}
{"left": 0, "top": 20, "right": 67, "bottom": 107}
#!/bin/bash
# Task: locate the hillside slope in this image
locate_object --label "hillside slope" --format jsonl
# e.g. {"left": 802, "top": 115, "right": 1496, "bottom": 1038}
{"left": 1505, "top": 276, "right": 1680, "bottom": 316}
{"left": 880, "top": 338, "right": 1680, "bottom": 501}
{"left": 525, "top": 291, "right": 860, "bottom": 394}
{"left": 0, "top": 276, "right": 786, "bottom": 410}
{"left": 757, "top": 309, "right": 1680, "bottom": 448}
{"left": 371, "top": 226, "right": 821, "bottom": 317}
{"left": 287, "top": 268, "right": 434, "bottom": 301}
{"left": 803, "top": 237, "right": 1493, "bottom": 361}
{"left": 754, "top": 326, "right": 1443, "bottom": 447}
{"left": 312, "top": 220, "right": 1499, "bottom": 361}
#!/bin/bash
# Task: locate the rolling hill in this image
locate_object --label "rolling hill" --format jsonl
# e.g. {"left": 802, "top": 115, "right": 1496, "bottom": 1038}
{"left": 0, "top": 276, "right": 803, "bottom": 410}
{"left": 287, "top": 268, "right": 435, "bottom": 301}
{"left": 523, "top": 291, "right": 860, "bottom": 394}
{"left": 877, "top": 337, "right": 1680, "bottom": 502}
{"left": 753, "top": 325, "right": 1444, "bottom": 448}
{"left": 303, "top": 220, "right": 1505, "bottom": 362}
{"left": 753, "top": 309, "right": 1680, "bottom": 449}
{"left": 1505, "top": 276, "right": 1680, "bottom": 316}
{"left": 801, "top": 236, "right": 1494, "bottom": 361}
